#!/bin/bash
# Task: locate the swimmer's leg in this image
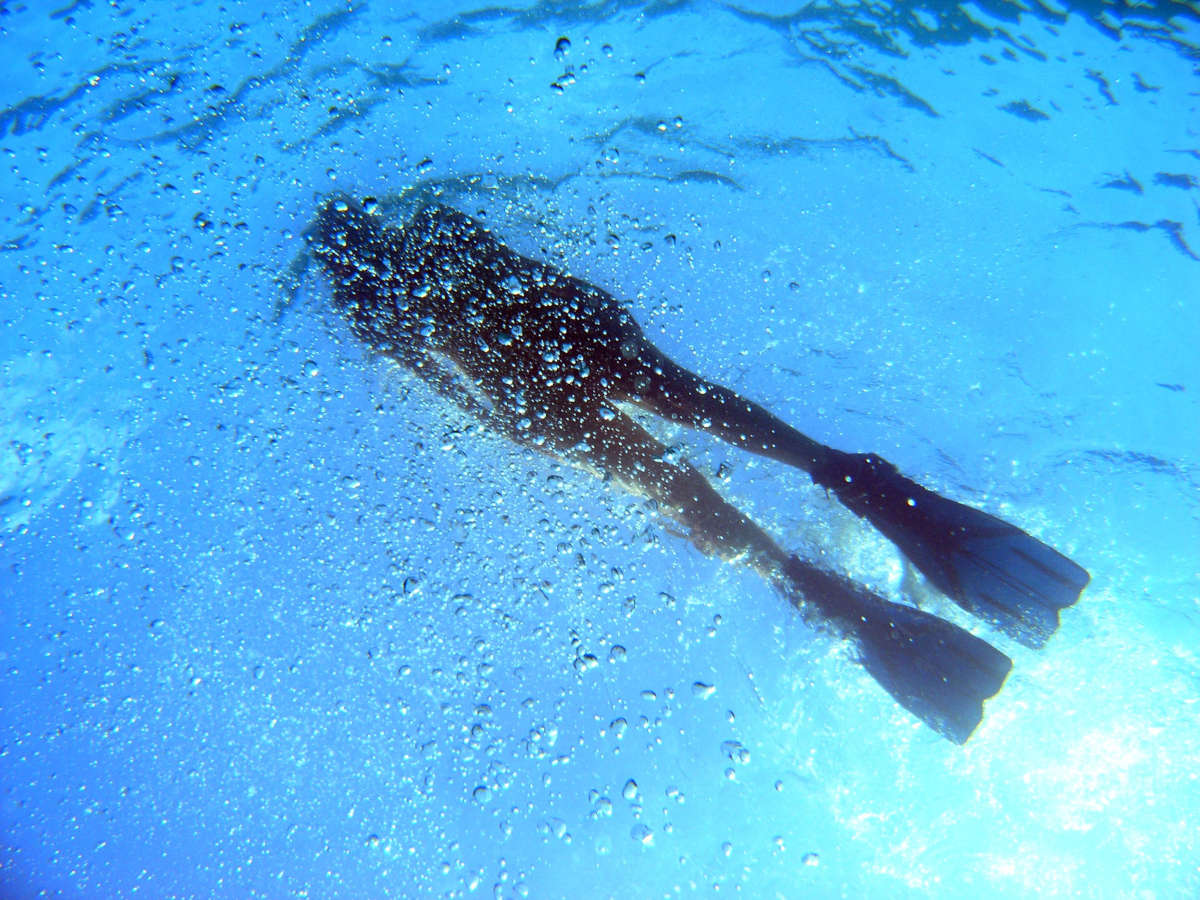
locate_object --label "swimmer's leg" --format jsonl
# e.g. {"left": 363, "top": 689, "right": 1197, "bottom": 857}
{"left": 611, "top": 339, "right": 1089, "bottom": 649}
{"left": 576, "top": 409, "right": 1011, "bottom": 744}
{"left": 576, "top": 408, "right": 790, "bottom": 575}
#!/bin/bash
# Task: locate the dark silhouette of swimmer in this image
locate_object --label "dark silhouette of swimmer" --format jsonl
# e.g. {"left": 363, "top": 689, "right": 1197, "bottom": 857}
{"left": 308, "top": 195, "right": 1090, "bottom": 743}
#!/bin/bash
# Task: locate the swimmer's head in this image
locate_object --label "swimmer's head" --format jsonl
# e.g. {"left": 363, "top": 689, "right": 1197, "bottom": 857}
{"left": 308, "top": 194, "right": 385, "bottom": 281}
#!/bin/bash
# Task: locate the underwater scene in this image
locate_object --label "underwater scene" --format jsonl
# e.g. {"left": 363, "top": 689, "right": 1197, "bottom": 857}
{"left": 1, "top": 0, "right": 1198, "bottom": 897}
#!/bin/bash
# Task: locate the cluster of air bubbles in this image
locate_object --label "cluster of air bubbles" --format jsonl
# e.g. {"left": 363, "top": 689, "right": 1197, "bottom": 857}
{"left": 550, "top": 36, "right": 575, "bottom": 93}
{"left": 569, "top": 627, "right": 626, "bottom": 675}
{"left": 719, "top": 739, "right": 750, "bottom": 781}
{"left": 537, "top": 817, "right": 571, "bottom": 843}
{"left": 587, "top": 789, "right": 614, "bottom": 819}
{"left": 548, "top": 34, "right": 615, "bottom": 94}
{"left": 720, "top": 740, "right": 750, "bottom": 765}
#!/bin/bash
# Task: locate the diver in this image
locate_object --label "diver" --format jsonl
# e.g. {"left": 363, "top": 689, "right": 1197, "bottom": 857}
{"left": 307, "top": 194, "right": 1090, "bottom": 743}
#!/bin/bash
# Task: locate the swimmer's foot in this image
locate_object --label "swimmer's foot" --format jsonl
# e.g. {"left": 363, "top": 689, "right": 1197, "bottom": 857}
{"left": 784, "top": 559, "right": 1012, "bottom": 744}
{"left": 812, "top": 451, "right": 1090, "bottom": 649}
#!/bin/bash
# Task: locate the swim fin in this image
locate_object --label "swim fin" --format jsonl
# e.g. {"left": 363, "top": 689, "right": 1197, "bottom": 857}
{"left": 784, "top": 559, "right": 1012, "bottom": 744}
{"left": 813, "top": 450, "right": 1090, "bottom": 649}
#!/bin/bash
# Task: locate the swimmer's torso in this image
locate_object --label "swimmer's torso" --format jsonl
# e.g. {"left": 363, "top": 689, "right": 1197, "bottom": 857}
{"left": 315, "top": 200, "right": 649, "bottom": 435}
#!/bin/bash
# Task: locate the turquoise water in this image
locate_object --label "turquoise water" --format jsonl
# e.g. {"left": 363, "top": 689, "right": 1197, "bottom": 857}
{"left": 1, "top": 1, "right": 1197, "bottom": 897}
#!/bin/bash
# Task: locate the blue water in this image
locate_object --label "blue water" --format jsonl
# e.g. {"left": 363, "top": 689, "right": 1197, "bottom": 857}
{"left": 2, "top": 1, "right": 1198, "bottom": 897}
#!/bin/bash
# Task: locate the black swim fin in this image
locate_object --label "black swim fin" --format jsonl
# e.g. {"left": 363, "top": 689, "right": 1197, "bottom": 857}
{"left": 813, "top": 450, "right": 1090, "bottom": 649}
{"left": 784, "top": 559, "right": 1012, "bottom": 744}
